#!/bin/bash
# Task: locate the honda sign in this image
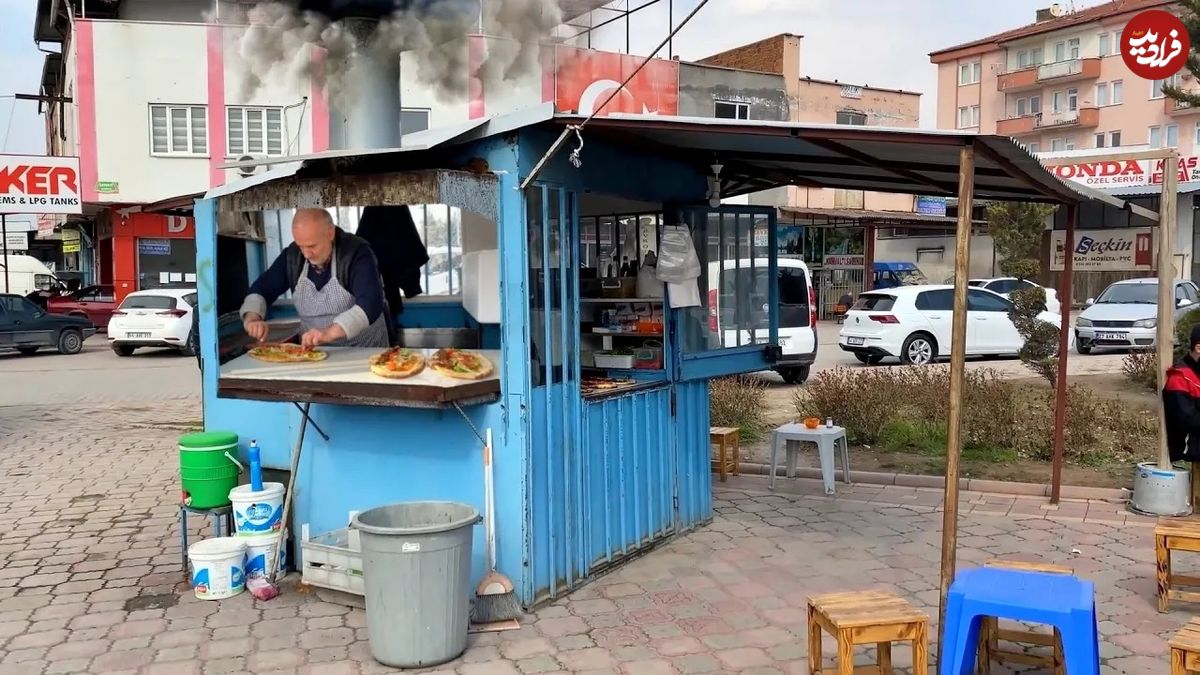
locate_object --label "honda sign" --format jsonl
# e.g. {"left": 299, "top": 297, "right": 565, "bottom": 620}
{"left": 0, "top": 155, "right": 83, "bottom": 215}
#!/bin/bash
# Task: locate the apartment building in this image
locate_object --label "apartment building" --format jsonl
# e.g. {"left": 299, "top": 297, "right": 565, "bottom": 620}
{"left": 930, "top": 0, "right": 1200, "bottom": 295}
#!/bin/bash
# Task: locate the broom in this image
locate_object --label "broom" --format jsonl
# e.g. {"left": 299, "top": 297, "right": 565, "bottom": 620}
{"left": 471, "top": 428, "right": 520, "bottom": 623}
{"left": 247, "top": 402, "right": 311, "bottom": 601}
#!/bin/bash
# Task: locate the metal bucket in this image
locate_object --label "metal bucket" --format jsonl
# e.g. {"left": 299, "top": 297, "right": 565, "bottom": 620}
{"left": 1130, "top": 462, "right": 1192, "bottom": 517}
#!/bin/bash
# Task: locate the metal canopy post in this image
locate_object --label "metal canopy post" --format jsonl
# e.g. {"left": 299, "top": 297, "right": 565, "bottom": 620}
{"left": 937, "top": 143, "right": 975, "bottom": 670}
{"left": 1050, "top": 203, "right": 1077, "bottom": 504}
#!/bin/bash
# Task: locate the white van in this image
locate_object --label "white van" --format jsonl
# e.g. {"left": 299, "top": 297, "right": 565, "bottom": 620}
{"left": 706, "top": 258, "right": 818, "bottom": 384}
{"left": 0, "top": 255, "right": 59, "bottom": 297}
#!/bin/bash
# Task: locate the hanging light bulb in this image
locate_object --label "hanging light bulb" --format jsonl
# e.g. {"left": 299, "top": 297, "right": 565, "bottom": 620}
{"left": 708, "top": 162, "right": 724, "bottom": 208}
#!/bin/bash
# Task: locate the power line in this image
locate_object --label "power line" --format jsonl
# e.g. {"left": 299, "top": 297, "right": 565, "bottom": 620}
{"left": 520, "top": 0, "right": 713, "bottom": 189}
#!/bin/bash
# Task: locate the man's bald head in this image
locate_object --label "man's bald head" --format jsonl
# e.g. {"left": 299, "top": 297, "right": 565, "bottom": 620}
{"left": 292, "top": 208, "right": 336, "bottom": 268}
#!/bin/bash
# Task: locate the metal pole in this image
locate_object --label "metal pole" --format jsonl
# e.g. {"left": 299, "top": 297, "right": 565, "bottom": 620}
{"left": 1158, "top": 150, "right": 1180, "bottom": 471}
{"left": 937, "top": 143, "right": 975, "bottom": 673}
{"left": 1050, "top": 203, "right": 1076, "bottom": 504}
{"left": 667, "top": 0, "right": 673, "bottom": 58}
{"left": 2, "top": 214, "right": 8, "bottom": 293}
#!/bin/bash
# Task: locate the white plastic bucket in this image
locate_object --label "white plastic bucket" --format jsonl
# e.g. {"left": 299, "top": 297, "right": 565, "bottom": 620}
{"left": 188, "top": 537, "right": 247, "bottom": 600}
{"left": 230, "top": 482, "right": 286, "bottom": 535}
{"left": 243, "top": 531, "right": 287, "bottom": 579}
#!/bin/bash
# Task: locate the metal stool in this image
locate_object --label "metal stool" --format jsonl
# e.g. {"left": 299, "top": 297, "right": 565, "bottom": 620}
{"left": 179, "top": 503, "right": 234, "bottom": 575}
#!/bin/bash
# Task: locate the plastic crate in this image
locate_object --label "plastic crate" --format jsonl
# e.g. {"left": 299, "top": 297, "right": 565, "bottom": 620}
{"left": 300, "top": 514, "right": 364, "bottom": 595}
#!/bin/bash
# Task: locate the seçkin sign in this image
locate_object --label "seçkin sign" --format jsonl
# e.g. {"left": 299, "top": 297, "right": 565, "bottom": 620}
{"left": 0, "top": 155, "right": 83, "bottom": 215}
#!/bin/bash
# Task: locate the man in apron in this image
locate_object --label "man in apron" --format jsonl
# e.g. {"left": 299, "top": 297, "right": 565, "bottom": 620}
{"left": 239, "top": 208, "right": 391, "bottom": 349}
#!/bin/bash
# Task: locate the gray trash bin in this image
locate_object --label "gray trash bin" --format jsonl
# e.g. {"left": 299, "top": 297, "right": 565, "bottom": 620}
{"left": 351, "top": 501, "right": 481, "bottom": 668}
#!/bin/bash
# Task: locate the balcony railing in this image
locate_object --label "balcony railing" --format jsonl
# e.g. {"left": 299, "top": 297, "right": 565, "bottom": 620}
{"left": 1038, "top": 59, "right": 1083, "bottom": 80}
{"left": 995, "top": 107, "right": 1100, "bottom": 136}
{"left": 1166, "top": 97, "right": 1200, "bottom": 115}
{"left": 996, "top": 57, "right": 1101, "bottom": 92}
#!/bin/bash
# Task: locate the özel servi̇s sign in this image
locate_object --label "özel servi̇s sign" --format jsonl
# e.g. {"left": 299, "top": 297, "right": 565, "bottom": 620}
{"left": 0, "top": 155, "right": 83, "bottom": 215}
{"left": 1050, "top": 228, "right": 1155, "bottom": 272}
{"left": 1046, "top": 156, "right": 1200, "bottom": 188}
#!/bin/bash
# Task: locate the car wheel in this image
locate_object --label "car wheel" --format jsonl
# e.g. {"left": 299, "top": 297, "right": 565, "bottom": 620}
{"left": 854, "top": 353, "right": 884, "bottom": 365}
{"left": 179, "top": 333, "right": 196, "bottom": 357}
{"left": 901, "top": 333, "right": 936, "bottom": 366}
{"left": 112, "top": 345, "right": 136, "bottom": 357}
{"left": 56, "top": 329, "right": 84, "bottom": 355}
{"left": 17, "top": 346, "right": 38, "bottom": 356}
{"left": 1076, "top": 341, "right": 1093, "bottom": 355}
{"left": 777, "top": 366, "right": 810, "bottom": 385}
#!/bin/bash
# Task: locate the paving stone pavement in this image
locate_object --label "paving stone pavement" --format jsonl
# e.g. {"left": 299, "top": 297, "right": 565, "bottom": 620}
{"left": 0, "top": 400, "right": 1185, "bottom": 674}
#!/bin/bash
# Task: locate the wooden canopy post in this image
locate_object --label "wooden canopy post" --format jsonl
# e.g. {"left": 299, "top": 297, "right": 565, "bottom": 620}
{"left": 1050, "top": 203, "right": 1076, "bottom": 504}
{"left": 937, "top": 143, "right": 975, "bottom": 670}
{"left": 1158, "top": 150, "right": 1179, "bottom": 471}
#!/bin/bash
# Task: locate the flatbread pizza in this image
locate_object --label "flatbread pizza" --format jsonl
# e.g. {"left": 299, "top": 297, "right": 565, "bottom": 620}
{"left": 429, "top": 348, "right": 494, "bottom": 380}
{"left": 368, "top": 348, "right": 426, "bottom": 379}
{"left": 247, "top": 343, "right": 328, "bottom": 364}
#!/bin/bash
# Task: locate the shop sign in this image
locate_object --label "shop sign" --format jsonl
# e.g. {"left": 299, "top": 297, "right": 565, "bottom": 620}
{"left": 138, "top": 239, "right": 171, "bottom": 256}
{"left": 823, "top": 254, "right": 865, "bottom": 269}
{"left": 1044, "top": 156, "right": 1200, "bottom": 187}
{"left": 915, "top": 196, "right": 947, "bottom": 217}
{"left": 36, "top": 213, "right": 58, "bottom": 240}
{"left": 61, "top": 228, "right": 80, "bottom": 253}
{"left": 96, "top": 181, "right": 119, "bottom": 194}
{"left": 4, "top": 231, "right": 28, "bottom": 251}
{"left": 0, "top": 155, "right": 83, "bottom": 215}
{"left": 839, "top": 85, "right": 862, "bottom": 99}
{"left": 1050, "top": 228, "right": 1154, "bottom": 271}
{"left": 555, "top": 46, "right": 679, "bottom": 117}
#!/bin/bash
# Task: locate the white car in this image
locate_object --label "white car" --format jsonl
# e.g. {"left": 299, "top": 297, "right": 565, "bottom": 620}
{"left": 838, "top": 285, "right": 1061, "bottom": 365}
{"left": 107, "top": 288, "right": 198, "bottom": 356}
{"left": 1074, "top": 278, "right": 1200, "bottom": 354}
{"left": 706, "top": 258, "right": 817, "bottom": 384}
{"left": 969, "top": 277, "right": 1061, "bottom": 316}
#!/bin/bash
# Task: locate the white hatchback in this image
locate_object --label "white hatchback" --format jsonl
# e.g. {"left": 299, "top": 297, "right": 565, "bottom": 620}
{"left": 838, "top": 285, "right": 1062, "bottom": 365}
{"left": 107, "top": 289, "right": 198, "bottom": 356}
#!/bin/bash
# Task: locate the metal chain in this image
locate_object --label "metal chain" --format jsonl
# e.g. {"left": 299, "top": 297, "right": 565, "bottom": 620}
{"left": 452, "top": 401, "right": 486, "bottom": 444}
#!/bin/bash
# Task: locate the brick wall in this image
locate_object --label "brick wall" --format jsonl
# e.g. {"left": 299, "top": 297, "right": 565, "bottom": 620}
{"left": 698, "top": 34, "right": 795, "bottom": 75}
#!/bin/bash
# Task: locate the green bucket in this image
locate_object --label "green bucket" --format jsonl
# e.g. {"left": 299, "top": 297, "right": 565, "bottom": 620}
{"left": 179, "top": 431, "right": 243, "bottom": 509}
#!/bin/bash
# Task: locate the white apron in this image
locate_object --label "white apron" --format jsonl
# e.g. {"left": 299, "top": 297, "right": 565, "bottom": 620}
{"left": 293, "top": 248, "right": 390, "bottom": 348}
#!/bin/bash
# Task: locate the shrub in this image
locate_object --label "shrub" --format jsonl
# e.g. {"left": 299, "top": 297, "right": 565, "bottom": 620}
{"left": 1123, "top": 349, "right": 1159, "bottom": 391}
{"left": 709, "top": 375, "right": 768, "bottom": 441}
{"left": 795, "top": 366, "right": 1155, "bottom": 465}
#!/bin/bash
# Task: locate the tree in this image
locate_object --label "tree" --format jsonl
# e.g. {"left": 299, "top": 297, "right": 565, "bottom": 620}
{"left": 1163, "top": 0, "right": 1200, "bottom": 107}
{"left": 986, "top": 201, "right": 1060, "bottom": 383}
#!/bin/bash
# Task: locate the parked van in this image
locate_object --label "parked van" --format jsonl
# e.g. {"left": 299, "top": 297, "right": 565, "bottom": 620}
{"left": 706, "top": 258, "right": 817, "bottom": 384}
{"left": 0, "top": 255, "right": 59, "bottom": 297}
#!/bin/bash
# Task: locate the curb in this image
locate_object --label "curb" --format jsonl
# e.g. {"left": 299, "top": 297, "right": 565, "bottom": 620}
{"left": 733, "top": 460, "right": 1130, "bottom": 502}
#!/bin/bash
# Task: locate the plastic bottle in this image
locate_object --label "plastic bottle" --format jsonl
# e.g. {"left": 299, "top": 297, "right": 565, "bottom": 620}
{"left": 248, "top": 440, "right": 264, "bottom": 492}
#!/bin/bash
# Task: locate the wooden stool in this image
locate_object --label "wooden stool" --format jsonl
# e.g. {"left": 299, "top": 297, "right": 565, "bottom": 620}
{"left": 1171, "top": 617, "right": 1200, "bottom": 673}
{"left": 1156, "top": 518, "right": 1200, "bottom": 612}
{"left": 977, "top": 559, "right": 1073, "bottom": 675}
{"left": 709, "top": 427, "right": 740, "bottom": 482}
{"left": 807, "top": 590, "right": 929, "bottom": 675}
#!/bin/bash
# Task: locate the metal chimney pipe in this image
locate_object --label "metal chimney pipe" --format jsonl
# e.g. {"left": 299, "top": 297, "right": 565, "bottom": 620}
{"left": 328, "top": 18, "right": 402, "bottom": 151}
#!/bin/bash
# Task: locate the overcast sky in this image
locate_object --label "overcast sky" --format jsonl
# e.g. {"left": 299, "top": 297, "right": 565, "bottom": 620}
{"left": 0, "top": 0, "right": 1061, "bottom": 158}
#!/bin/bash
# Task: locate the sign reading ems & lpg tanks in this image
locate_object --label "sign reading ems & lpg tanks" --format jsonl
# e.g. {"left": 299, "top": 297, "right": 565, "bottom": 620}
{"left": 0, "top": 155, "right": 83, "bottom": 215}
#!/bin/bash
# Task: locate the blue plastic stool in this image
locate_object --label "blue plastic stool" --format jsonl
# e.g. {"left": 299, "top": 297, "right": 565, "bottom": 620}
{"left": 940, "top": 567, "right": 1099, "bottom": 675}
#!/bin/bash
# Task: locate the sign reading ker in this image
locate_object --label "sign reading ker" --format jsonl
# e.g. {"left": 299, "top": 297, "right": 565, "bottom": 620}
{"left": 0, "top": 155, "right": 83, "bottom": 215}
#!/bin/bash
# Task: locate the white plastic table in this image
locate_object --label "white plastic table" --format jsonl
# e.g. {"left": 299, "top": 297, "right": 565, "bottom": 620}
{"left": 768, "top": 423, "right": 852, "bottom": 494}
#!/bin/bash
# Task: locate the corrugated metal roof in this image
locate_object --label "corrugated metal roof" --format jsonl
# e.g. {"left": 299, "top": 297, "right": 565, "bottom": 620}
{"left": 1098, "top": 181, "right": 1200, "bottom": 198}
{"left": 779, "top": 207, "right": 986, "bottom": 228}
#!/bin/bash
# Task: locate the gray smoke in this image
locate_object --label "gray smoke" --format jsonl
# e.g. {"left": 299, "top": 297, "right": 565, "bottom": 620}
{"left": 227, "top": 0, "right": 563, "bottom": 104}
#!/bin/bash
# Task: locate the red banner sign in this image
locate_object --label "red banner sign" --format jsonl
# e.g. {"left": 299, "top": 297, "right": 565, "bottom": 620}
{"left": 554, "top": 46, "right": 679, "bottom": 117}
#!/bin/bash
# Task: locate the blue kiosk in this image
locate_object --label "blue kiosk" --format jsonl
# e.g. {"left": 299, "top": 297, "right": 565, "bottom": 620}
{"left": 195, "top": 108, "right": 1117, "bottom": 607}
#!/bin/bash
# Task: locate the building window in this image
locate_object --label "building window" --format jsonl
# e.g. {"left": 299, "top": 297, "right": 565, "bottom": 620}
{"left": 149, "top": 105, "right": 207, "bottom": 156}
{"left": 957, "top": 105, "right": 980, "bottom": 128}
{"left": 1110, "top": 130, "right": 1121, "bottom": 147}
{"left": 226, "top": 107, "right": 284, "bottom": 157}
{"left": 1099, "top": 32, "right": 1111, "bottom": 56}
{"left": 1096, "top": 82, "right": 1109, "bottom": 106}
{"left": 1054, "top": 37, "right": 1081, "bottom": 61}
{"left": 1152, "top": 74, "right": 1181, "bottom": 99}
{"left": 400, "top": 108, "right": 431, "bottom": 134}
{"left": 835, "top": 110, "right": 867, "bottom": 125}
{"left": 1148, "top": 124, "right": 1177, "bottom": 148}
{"left": 1112, "top": 80, "right": 1123, "bottom": 104}
{"left": 1095, "top": 132, "right": 1105, "bottom": 148}
{"left": 714, "top": 101, "right": 750, "bottom": 120}
{"left": 1028, "top": 141, "right": 1041, "bottom": 153}
{"left": 1066, "top": 138, "right": 1076, "bottom": 150}
{"left": 1067, "top": 87, "right": 1078, "bottom": 111}
{"left": 1014, "top": 95, "right": 1041, "bottom": 116}
{"left": 1050, "top": 138, "right": 1066, "bottom": 151}
{"left": 959, "top": 61, "right": 982, "bottom": 85}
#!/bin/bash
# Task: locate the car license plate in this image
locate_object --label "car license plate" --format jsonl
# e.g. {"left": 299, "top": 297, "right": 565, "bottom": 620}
{"left": 847, "top": 337, "right": 865, "bottom": 346}
{"left": 1097, "top": 332, "right": 1126, "bottom": 341}
{"left": 128, "top": 332, "right": 151, "bottom": 338}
